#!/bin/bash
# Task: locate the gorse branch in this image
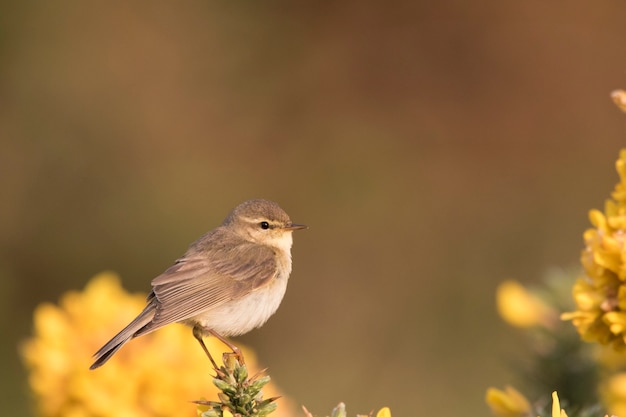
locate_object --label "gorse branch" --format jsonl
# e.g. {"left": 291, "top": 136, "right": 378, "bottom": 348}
{"left": 196, "top": 354, "right": 278, "bottom": 417}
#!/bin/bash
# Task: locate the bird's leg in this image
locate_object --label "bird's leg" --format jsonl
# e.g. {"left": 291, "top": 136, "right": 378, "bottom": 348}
{"left": 192, "top": 324, "right": 220, "bottom": 370}
{"left": 206, "top": 328, "right": 246, "bottom": 365}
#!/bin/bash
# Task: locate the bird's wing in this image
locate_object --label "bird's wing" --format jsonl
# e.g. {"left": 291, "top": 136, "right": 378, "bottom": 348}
{"left": 139, "top": 240, "right": 278, "bottom": 333}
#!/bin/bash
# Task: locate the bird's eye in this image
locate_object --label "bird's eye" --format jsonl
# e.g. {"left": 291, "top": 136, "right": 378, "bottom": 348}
{"left": 260, "top": 221, "right": 270, "bottom": 230}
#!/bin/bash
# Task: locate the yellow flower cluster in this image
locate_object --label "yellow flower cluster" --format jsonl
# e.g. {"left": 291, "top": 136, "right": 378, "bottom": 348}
{"left": 562, "top": 150, "right": 626, "bottom": 349}
{"left": 21, "top": 272, "right": 291, "bottom": 417}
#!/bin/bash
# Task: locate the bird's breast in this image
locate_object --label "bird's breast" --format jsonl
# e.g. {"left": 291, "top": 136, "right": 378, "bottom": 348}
{"left": 188, "top": 271, "right": 290, "bottom": 336}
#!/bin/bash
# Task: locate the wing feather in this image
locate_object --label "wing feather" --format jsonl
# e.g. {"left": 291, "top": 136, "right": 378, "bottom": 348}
{"left": 137, "top": 232, "right": 278, "bottom": 334}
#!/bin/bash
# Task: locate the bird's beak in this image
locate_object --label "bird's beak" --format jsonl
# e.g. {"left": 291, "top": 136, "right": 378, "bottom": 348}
{"left": 285, "top": 223, "right": 307, "bottom": 231}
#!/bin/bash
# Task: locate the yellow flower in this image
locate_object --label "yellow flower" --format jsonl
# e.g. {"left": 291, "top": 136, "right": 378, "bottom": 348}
{"left": 599, "top": 371, "right": 626, "bottom": 417}
{"left": 496, "top": 280, "right": 557, "bottom": 328}
{"left": 484, "top": 389, "right": 583, "bottom": 417}
{"left": 376, "top": 407, "right": 391, "bottom": 417}
{"left": 21, "top": 272, "right": 292, "bottom": 417}
{"left": 562, "top": 149, "right": 626, "bottom": 349}
{"left": 611, "top": 90, "right": 626, "bottom": 114}
{"left": 550, "top": 391, "right": 568, "bottom": 417}
{"left": 485, "top": 386, "right": 532, "bottom": 417}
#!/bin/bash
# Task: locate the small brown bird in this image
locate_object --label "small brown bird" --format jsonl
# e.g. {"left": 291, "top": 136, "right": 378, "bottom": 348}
{"left": 90, "top": 199, "right": 306, "bottom": 370}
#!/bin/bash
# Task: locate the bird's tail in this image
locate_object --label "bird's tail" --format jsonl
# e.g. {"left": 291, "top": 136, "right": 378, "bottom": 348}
{"left": 89, "top": 303, "right": 156, "bottom": 370}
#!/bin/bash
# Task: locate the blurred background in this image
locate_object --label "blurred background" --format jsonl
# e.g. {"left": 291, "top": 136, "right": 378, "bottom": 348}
{"left": 2, "top": 1, "right": 626, "bottom": 416}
